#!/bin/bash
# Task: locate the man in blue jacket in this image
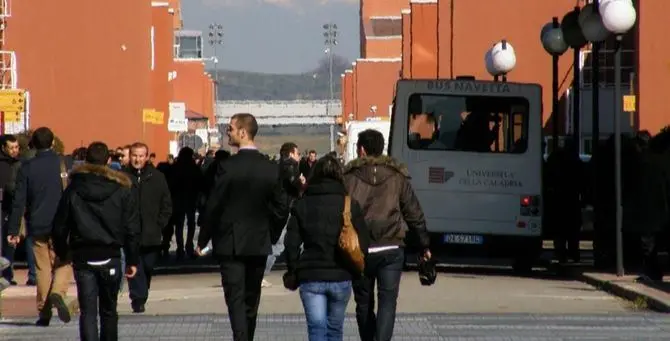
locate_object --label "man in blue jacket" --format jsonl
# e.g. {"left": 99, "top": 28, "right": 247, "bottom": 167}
{"left": 6, "top": 127, "right": 75, "bottom": 326}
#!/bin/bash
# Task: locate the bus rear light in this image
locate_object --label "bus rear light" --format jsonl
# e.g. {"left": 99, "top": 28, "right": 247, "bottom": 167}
{"left": 520, "top": 195, "right": 541, "bottom": 216}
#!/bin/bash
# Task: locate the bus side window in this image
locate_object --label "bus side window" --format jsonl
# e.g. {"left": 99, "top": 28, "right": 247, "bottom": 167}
{"left": 406, "top": 93, "right": 529, "bottom": 154}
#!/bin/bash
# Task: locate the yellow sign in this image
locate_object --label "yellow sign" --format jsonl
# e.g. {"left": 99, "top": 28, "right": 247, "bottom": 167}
{"left": 142, "top": 108, "right": 155, "bottom": 123}
{"left": 0, "top": 89, "right": 26, "bottom": 112}
{"left": 623, "top": 95, "right": 636, "bottom": 112}
{"left": 143, "top": 109, "right": 165, "bottom": 124}
{"left": 152, "top": 111, "right": 164, "bottom": 125}
{"left": 3, "top": 111, "right": 20, "bottom": 123}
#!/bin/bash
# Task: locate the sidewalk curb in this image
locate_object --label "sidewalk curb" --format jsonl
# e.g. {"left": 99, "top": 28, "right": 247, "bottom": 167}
{"left": 572, "top": 271, "right": 670, "bottom": 313}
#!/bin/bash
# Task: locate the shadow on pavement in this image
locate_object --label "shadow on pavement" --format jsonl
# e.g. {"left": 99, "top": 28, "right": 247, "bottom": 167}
{"left": 0, "top": 320, "right": 36, "bottom": 327}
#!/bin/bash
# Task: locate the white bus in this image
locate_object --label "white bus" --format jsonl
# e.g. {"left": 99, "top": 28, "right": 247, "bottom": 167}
{"left": 389, "top": 77, "right": 543, "bottom": 271}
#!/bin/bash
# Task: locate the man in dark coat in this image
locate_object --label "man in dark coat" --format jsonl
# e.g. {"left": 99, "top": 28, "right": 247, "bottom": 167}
{"left": 0, "top": 134, "right": 20, "bottom": 286}
{"left": 197, "top": 113, "right": 288, "bottom": 341}
{"left": 52, "top": 142, "right": 140, "bottom": 341}
{"left": 625, "top": 135, "right": 670, "bottom": 281}
{"left": 6, "top": 127, "right": 75, "bottom": 326}
{"left": 123, "top": 142, "right": 172, "bottom": 314}
{"left": 261, "top": 142, "right": 305, "bottom": 287}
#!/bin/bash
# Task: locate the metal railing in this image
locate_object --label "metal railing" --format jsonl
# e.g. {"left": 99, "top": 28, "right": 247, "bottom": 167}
{"left": 0, "top": 0, "right": 10, "bottom": 18}
{"left": 0, "top": 50, "right": 17, "bottom": 89}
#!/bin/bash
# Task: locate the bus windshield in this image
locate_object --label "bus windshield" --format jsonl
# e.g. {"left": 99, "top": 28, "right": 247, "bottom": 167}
{"left": 406, "top": 94, "right": 529, "bottom": 154}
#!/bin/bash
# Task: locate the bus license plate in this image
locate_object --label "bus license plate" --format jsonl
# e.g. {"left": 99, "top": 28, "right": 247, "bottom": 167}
{"left": 443, "top": 234, "right": 484, "bottom": 245}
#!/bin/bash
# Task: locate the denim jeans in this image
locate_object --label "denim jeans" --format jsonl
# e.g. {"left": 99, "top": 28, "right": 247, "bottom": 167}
{"left": 353, "top": 248, "right": 404, "bottom": 341}
{"left": 2, "top": 223, "right": 15, "bottom": 281}
{"left": 299, "top": 281, "right": 352, "bottom": 341}
{"left": 24, "top": 235, "right": 36, "bottom": 282}
{"left": 74, "top": 258, "right": 122, "bottom": 341}
{"left": 118, "top": 249, "right": 126, "bottom": 292}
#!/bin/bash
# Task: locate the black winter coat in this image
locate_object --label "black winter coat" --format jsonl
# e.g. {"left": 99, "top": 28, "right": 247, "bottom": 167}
{"left": 0, "top": 151, "right": 18, "bottom": 213}
{"left": 285, "top": 178, "right": 369, "bottom": 283}
{"left": 279, "top": 157, "right": 302, "bottom": 203}
{"left": 124, "top": 164, "right": 172, "bottom": 248}
{"left": 8, "top": 149, "right": 72, "bottom": 238}
{"left": 53, "top": 164, "right": 141, "bottom": 266}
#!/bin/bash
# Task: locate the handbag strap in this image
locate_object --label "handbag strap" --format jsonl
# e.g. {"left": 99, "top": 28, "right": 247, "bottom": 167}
{"left": 60, "top": 158, "right": 69, "bottom": 191}
{"left": 343, "top": 195, "right": 352, "bottom": 223}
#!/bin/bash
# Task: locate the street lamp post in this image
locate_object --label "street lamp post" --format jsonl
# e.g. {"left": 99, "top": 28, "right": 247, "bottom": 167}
{"left": 578, "top": 1, "right": 610, "bottom": 269}
{"left": 208, "top": 24, "right": 224, "bottom": 117}
{"left": 580, "top": 1, "right": 610, "bottom": 155}
{"left": 323, "top": 23, "right": 338, "bottom": 152}
{"left": 561, "top": 8, "right": 588, "bottom": 151}
{"left": 540, "top": 17, "right": 569, "bottom": 153}
{"left": 600, "top": 0, "right": 637, "bottom": 277}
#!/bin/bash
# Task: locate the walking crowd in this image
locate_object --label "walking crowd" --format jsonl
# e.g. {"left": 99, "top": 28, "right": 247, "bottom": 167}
{"left": 544, "top": 129, "right": 670, "bottom": 283}
{"left": 0, "top": 113, "right": 436, "bottom": 341}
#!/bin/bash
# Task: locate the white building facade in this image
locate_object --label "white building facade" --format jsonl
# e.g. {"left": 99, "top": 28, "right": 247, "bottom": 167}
{"left": 216, "top": 100, "right": 341, "bottom": 126}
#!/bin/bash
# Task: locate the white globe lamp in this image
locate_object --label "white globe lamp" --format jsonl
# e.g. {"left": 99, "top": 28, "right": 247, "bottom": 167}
{"left": 599, "top": 0, "right": 633, "bottom": 16}
{"left": 484, "top": 48, "right": 499, "bottom": 76}
{"left": 601, "top": 0, "right": 637, "bottom": 34}
{"left": 579, "top": 4, "right": 610, "bottom": 42}
{"left": 490, "top": 40, "right": 516, "bottom": 75}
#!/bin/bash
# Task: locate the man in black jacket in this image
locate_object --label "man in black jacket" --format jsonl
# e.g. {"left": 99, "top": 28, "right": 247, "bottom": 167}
{"left": 197, "top": 113, "right": 288, "bottom": 341}
{"left": 52, "top": 142, "right": 140, "bottom": 341}
{"left": 261, "top": 142, "right": 305, "bottom": 287}
{"left": 0, "top": 134, "right": 19, "bottom": 286}
{"left": 7, "top": 127, "right": 75, "bottom": 326}
{"left": 124, "top": 142, "right": 172, "bottom": 314}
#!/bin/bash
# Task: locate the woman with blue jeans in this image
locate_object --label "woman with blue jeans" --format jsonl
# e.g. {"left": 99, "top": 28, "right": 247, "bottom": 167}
{"left": 284, "top": 155, "right": 369, "bottom": 341}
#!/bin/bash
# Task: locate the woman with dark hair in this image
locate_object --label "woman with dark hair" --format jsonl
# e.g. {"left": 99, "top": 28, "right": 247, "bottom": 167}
{"left": 284, "top": 155, "right": 369, "bottom": 341}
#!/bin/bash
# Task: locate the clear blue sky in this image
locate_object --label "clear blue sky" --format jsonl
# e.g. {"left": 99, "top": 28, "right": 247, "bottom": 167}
{"left": 182, "top": 0, "right": 360, "bottom": 74}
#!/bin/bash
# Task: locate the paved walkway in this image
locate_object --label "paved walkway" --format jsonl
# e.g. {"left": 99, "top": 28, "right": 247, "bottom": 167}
{"left": 578, "top": 271, "right": 670, "bottom": 312}
{"left": 2, "top": 313, "right": 670, "bottom": 340}
{"left": 1, "top": 267, "right": 631, "bottom": 318}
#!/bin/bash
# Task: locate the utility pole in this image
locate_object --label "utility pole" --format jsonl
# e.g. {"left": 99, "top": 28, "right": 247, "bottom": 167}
{"left": 323, "top": 23, "right": 338, "bottom": 152}
{"left": 208, "top": 23, "right": 223, "bottom": 151}
{"left": 208, "top": 23, "right": 223, "bottom": 116}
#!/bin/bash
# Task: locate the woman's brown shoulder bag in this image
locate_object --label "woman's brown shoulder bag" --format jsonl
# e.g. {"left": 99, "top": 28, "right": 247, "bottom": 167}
{"left": 339, "top": 196, "right": 365, "bottom": 274}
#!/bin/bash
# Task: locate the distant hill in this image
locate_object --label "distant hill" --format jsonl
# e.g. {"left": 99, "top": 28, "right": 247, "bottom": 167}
{"left": 209, "top": 54, "right": 350, "bottom": 101}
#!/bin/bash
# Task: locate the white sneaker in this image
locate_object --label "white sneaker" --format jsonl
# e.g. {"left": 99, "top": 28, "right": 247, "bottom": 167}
{"left": 0, "top": 277, "right": 10, "bottom": 292}
{"left": 0, "top": 257, "right": 9, "bottom": 271}
{"left": 261, "top": 279, "right": 272, "bottom": 288}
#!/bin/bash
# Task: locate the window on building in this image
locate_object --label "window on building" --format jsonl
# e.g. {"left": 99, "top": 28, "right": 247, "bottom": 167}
{"left": 406, "top": 94, "right": 529, "bottom": 154}
{"left": 175, "top": 34, "right": 203, "bottom": 59}
{"left": 369, "top": 17, "right": 402, "bottom": 36}
{"left": 581, "top": 1, "right": 637, "bottom": 87}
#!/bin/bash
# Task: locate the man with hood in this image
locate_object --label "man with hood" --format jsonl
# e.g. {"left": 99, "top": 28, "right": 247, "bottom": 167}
{"left": 52, "top": 142, "right": 140, "bottom": 341}
{"left": 343, "top": 129, "right": 431, "bottom": 341}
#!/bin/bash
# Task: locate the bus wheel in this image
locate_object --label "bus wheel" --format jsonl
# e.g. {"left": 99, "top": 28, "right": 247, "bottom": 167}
{"left": 512, "top": 240, "right": 541, "bottom": 274}
{"left": 512, "top": 257, "right": 534, "bottom": 274}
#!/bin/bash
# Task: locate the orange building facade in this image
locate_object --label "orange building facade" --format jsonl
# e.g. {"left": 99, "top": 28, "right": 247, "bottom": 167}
{"left": 3, "top": 1, "right": 155, "bottom": 151}
{"left": 0, "top": 0, "right": 215, "bottom": 157}
{"left": 344, "top": 0, "right": 668, "bottom": 138}
{"left": 347, "top": 0, "right": 408, "bottom": 122}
